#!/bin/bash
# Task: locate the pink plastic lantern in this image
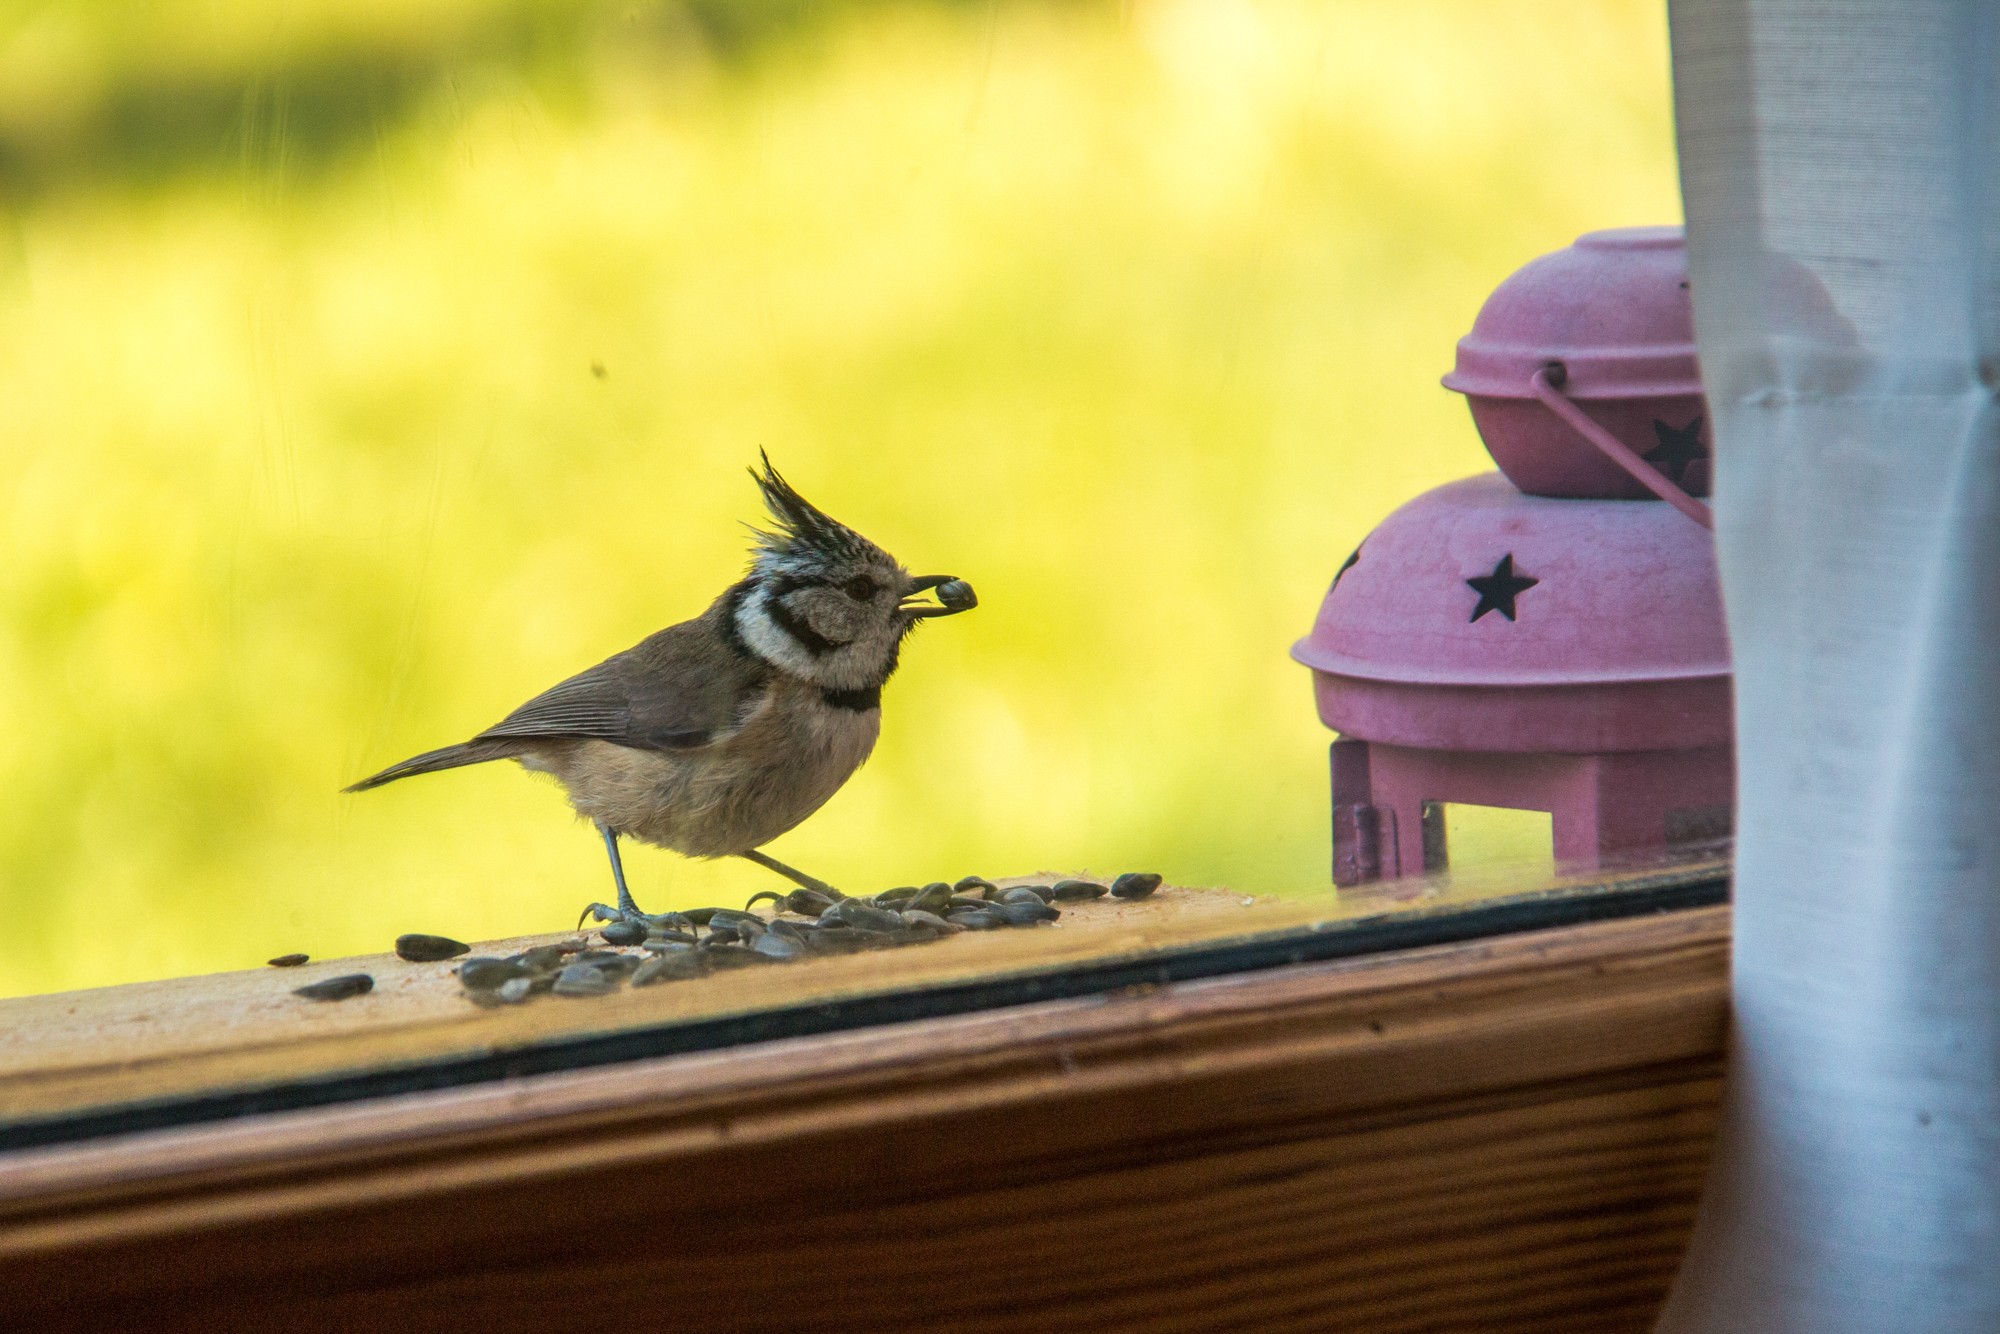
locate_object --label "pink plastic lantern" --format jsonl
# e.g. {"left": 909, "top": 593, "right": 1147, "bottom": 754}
{"left": 1292, "top": 228, "right": 1733, "bottom": 885}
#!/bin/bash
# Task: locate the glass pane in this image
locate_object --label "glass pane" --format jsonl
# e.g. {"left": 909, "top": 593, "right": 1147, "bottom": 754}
{"left": 0, "top": 1, "right": 1693, "bottom": 1149}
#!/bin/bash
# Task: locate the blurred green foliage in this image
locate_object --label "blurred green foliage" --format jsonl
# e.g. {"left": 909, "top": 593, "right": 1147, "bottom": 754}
{"left": 0, "top": 0, "right": 1678, "bottom": 996}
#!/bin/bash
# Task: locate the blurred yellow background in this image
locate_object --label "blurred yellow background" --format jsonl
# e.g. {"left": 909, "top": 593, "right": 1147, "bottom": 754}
{"left": 0, "top": 0, "right": 1678, "bottom": 997}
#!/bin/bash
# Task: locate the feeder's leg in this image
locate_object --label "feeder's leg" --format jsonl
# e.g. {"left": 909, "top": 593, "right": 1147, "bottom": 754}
{"left": 1575, "top": 747, "right": 1736, "bottom": 867}
{"left": 1330, "top": 739, "right": 1387, "bottom": 886}
{"left": 1364, "top": 745, "right": 1449, "bottom": 883}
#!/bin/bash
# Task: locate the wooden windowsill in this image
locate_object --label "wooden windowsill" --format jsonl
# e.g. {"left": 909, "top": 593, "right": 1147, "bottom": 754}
{"left": 0, "top": 897, "right": 1729, "bottom": 1332}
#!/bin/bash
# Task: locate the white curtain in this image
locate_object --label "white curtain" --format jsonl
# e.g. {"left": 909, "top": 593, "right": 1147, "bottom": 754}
{"left": 1660, "top": 2, "right": 2000, "bottom": 1329}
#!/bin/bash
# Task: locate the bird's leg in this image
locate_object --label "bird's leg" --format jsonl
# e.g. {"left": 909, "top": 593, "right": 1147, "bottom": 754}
{"left": 737, "top": 849, "right": 843, "bottom": 899}
{"left": 578, "top": 824, "right": 646, "bottom": 927}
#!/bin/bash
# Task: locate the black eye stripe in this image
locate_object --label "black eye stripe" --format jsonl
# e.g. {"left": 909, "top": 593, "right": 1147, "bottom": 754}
{"left": 768, "top": 572, "right": 880, "bottom": 600}
{"left": 766, "top": 597, "right": 844, "bottom": 656}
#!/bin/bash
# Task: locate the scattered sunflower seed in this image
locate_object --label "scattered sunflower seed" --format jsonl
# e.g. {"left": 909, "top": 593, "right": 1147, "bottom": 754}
{"left": 827, "top": 899, "right": 904, "bottom": 933}
{"left": 748, "top": 888, "right": 836, "bottom": 916}
{"left": 700, "top": 943, "right": 771, "bottom": 969}
{"left": 553, "top": 963, "right": 619, "bottom": 997}
{"left": 953, "top": 875, "right": 997, "bottom": 897}
{"left": 906, "top": 882, "right": 954, "bottom": 913}
{"left": 632, "top": 953, "right": 706, "bottom": 986}
{"left": 947, "top": 910, "right": 1004, "bottom": 931}
{"left": 998, "top": 885, "right": 1052, "bottom": 907}
{"left": 1110, "top": 872, "right": 1164, "bottom": 900}
{"left": 267, "top": 953, "right": 310, "bottom": 968}
{"left": 752, "top": 933, "right": 806, "bottom": 961}
{"left": 598, "top": 920, "right": 647, "bottom": 946}
{"left": 995, "top": 901, "right": 1061, "bottom": 926}
{"left": 395, "top": 933, "right": 470, "bottom": 962}
{"left": 295, "top": 974, "right": 374, "bottom": 1001}
{"left": 1050, "top": 879, "right": 1107, "bottom": 902}
{"left": 871, "top": 886, "right": 920, "bottom": 907}
{"left": 901, "top": 909, "right": 961, "bottom": 934}
{"left": 458, "top": 958, "right": 528, "bottom": 991}
{"left": 513, "top": 945, "right": 570, "bottom": 973}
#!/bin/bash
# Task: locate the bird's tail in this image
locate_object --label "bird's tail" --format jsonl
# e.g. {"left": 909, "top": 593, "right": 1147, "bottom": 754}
{"left": 343, "top": 740, "right": 517, "bottom": 793}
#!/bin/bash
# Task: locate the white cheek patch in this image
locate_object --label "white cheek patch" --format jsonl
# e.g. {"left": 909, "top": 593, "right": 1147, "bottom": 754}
{"left": 737, "top": 575, "right": 902, "bottom": 691}
{"left": 737, "top": 589, "right": 820, "bottom": 678}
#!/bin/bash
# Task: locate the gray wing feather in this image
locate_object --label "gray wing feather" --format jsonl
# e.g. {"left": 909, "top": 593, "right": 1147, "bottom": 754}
{"left": 476, "top": 620, "right": 768, "bottom": 752}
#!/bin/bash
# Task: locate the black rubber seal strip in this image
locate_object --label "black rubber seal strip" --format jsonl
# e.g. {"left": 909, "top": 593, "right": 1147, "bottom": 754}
{"left": 0, "top": 870, "right": 1727, "bottom": 1153}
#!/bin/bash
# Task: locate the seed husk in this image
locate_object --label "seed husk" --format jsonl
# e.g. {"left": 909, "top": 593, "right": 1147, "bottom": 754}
{"left": 995, "top": 901, "right": 1061, "bottom": 926}
{"left": 871, "top": 886, "right": 920, "bottom": 907}
{"left": 947, "top": 910, "right": 1004, "bottom": 931}
{"left": 700, "top": 943, "right": 772, "bottom": 969}
{"left": 458, "top": 957, "right": 528, "bottom": 991}
{"left": 905, "top": 883, "right": 954, "bottom": 914}
{"left": 598, "top": 920, "right": 647, "bottom": 946}
{"left": 496, "top": 976, "right": 534, "bottom": 1004}
{"left": 632, "top": 953, "right": 706, "bottom": 986}
{"left": 512, "top": 945, "right": 570, "bottom": 973}
{"left": 901, "top": 909, "right": 961, "bottom": 934}
{"left": 826, "top": 899, "right": 903, "bottom": 933}
{"left": 953, "top": 875, "right": 997, "bottom": 896}
{"left": 1110, "top": 872, "right": 1164, "bottom": 900}
{"left": 752, "top": 933, "right": 806, "bottom": 961}
{"left": 1050, "top": 879, "right": 1107, "bottom": 902}
{"left": 997, "top": 885, "right": 1052, "bottom": 907}
{"left": 295, "top": 974, "right": 374, "bottom": 1001}
{"left": 749, "top": 888, "right": 836, "bottom": 916}
{"left": 395, "top": 933, "right": 470, "bottom": 962}
{"left": 552, "top": 963, "right": 619, "bottom": 997}
{"left": 267, "top": 953, "right": 310, "bottom": 968}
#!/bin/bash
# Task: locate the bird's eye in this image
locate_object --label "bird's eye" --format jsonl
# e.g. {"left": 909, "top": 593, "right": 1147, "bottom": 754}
{"left": 842, "top": 575, "right": 877, "bottom": 601}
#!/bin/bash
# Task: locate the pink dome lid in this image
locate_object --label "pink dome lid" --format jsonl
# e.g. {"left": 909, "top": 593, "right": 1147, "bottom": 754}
{"left": 1291, "top": 472, "right": 1728, "bottom": 688}
{"left": 1443, "top": 227, "right": 1700, "bottom": 401}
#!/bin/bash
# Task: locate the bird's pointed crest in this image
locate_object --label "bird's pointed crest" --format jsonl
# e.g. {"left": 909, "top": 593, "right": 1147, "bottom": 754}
{"left": 746, "top": 451, "right": 883, "bottom": 567}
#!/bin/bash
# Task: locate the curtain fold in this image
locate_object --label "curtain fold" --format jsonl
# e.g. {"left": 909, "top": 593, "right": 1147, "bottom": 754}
{"left": 1661, "top": 2, "right": 2000, "bottom": 1329}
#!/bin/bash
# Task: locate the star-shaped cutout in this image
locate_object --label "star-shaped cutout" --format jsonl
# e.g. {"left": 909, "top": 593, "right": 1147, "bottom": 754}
{"left": 1331, "top": 544, "right": 1361, "bottom": 589}
{"left": 1467, "top": 554, "right": 1538, "bottom": 623}
{"left": 1643, "top": 414, "right": 1707, "bottom": 483}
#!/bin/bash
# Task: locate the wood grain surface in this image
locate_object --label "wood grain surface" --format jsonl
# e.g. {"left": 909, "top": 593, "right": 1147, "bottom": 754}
{"left": 0, "top": 902, "right": 1731, "bottom": 1333}
{"left": 0, "top": 859, "right": 1719, "bottom": 1130}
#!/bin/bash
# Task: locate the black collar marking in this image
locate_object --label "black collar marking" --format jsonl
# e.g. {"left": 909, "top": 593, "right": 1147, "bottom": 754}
{"left": 821, "top": 684, "right": 881, "bottom": 712}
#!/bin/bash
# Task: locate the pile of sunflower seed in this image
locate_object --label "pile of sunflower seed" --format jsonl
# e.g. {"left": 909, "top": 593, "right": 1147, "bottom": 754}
{"left": 452, "top": 871, "right": 1164, "bottom": 1007}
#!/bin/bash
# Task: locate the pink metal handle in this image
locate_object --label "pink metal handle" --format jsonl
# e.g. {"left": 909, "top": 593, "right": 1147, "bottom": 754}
{"left": 1528, "top": 365, "right": 1713, "bottom": 531}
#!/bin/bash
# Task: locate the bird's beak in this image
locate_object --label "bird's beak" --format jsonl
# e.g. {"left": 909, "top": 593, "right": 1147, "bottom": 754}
{"left": 900, "top": 574, "right": 977, "bottom": 618}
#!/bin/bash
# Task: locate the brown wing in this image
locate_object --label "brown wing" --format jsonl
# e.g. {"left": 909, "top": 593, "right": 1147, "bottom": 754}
{"left": 477, "top": 618, "right": 770, "bottom": 753}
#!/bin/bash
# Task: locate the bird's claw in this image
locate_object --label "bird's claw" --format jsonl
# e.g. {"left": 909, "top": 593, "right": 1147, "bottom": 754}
{"left": 579, "top": 902, "right": 644, "bottom": 930}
